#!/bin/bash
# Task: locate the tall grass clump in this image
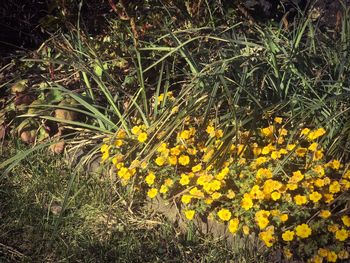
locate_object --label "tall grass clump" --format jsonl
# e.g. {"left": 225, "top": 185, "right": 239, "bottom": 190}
{"left": 1, "top": 1, "right": 349, "bottom": 262}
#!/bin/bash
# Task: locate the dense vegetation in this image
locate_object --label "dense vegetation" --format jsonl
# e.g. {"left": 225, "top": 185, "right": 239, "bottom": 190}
{"left": 1, "top": 1, "right": 349, "bottom": 262}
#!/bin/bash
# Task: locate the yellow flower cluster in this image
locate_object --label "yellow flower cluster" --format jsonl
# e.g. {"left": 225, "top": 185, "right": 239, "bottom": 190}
{"left": 100, "top": 112, "right": 350, "bottom": 262}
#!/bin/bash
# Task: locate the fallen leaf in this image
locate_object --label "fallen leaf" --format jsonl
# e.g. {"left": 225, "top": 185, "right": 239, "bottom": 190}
{"left": 11, "top": 79, "right": 28, "bottom": 94}
{"left": 20, "top": 130, "right": 36, "bottom": 144}
{"left": 50, "top": 140, "right": 65, "bottom": 154}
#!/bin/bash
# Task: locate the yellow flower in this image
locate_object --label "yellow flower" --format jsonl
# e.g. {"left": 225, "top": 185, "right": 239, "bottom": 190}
{"left": 312, "top": 165, "right": 325, "bottom": 177}
{"left": 189, "top": 187, "right": 204, "bottom": 198}
{"left": 313, "top": 150, "right": 324, "bottom": 161}
{"left": 295, "top": 147, "right": 307, "bottom": 157}
{"left": 205, "top": 198, "right": 213, "bottom": 205}
{"left": 179, "top": 130, "right": 191, "bottom": 140}
{"left": 300, "top": 128, "right": 310, "bottom": 136}
{"left": 170, "top": 147, "right": 181, "bottom": 156}
{"left": 191, "top": 164, "right": 202, "bottom": 173}
{"left": 117, "top": 167, "right": 128, "bottom": 178}
{"left": 287, "top": 183, "right": 298, "bottom": 191}
{"left": 255, "top": 210, "right": 270, "bottom": 229}
{"left": 228, "top": 218, "right": 239, "bottom": 234}
{"left": 115, "top": 139, "right": 123, "bottom": 147}
{"left": 274, "top": 117, "right": 282, "bottom": 124}
{"left": 112, "top": 155, "right": 123, "bottom": 165}
{"left": 100, "top": 143, "right": 110, "bottom": 153}
{"left": 243, "top": 225, "right": 250, "bottom": 235}
{"left": 309, "top": 191, "right": 322, "bottom": 203}
{"left": 155, "top": 156, "right": 166, "bottom": 166}
{"left": 294, "top": 195, "right": 307, "bottom": 205}
{"left": 327, "top": 159, "right": 341, "bottom": 170}
{"left": 310, "top": 255, "right": 323, "bottom": 263}
{"left": 202, "top": 148, "right": 214, "bottom": 162}
{"left": 116, "top": 129, "right": 127, "bottom": 139}
{"left": 147, "top": 188, "right": 158, "bottom": 199}
{"left": 256, "top": 168, "right": 273, "bottom": 179}
{"left": 284, "top": 248, "right": 293, "bottom": 259}
{"left": 145, "top": 172, "right": 156, "bottom": 186}
{"left": 282, "top": 230, "right": 294, "bottom": 242}
{"left": 216, "top": 167, "right": 229, "bottom": 180}
{"left": 259, "top": 227, "right": 275, "bottom": 247}
{"left": 101, "top": 151, "right": 110, "bottom": 162}
{"left": 289, "top": 170, "right": 304, "bottom": 183}
{"left": 308, "top": 128, "right": 326, "bottom": 141}
{"left": 241, "top": 194, "right": 253, "bottom": 210}
{"left": 341, "top": 215, "right": 350, "bottom": 227}
{"left": 287, "top": 144, "right": 296, "bottom": 151}
{"left": 263, "top": 179, "right": 282, "bottom": 194}
{"left": 314, "top": 178, "right": 325, "bottom": 188}
{"left": 217, "top": 208, "right": 231, "bottom": 221}
{"left": 131, "top": 125, "right": 142, "bottom": 135}
{"left": 335, "top": 228, "right": 348, "bottom": 241}
{"left": 171, "top": 106, "right": 179, "bottom": 114}
{"left": 250, "top": 185, "right": 264, "bottom": 200}
{"left": 215, "top": 129, "right": 224, "bottom": 138}
{"left": 179, "top": 173, "right": 190, "bottom": 186}
{"left": 226, "top": 190, "right": 236, "bottom": 199}
{"left": 157, "top": 93, "right": 164, "bottom": 103}
{"left": 206, "top": 125, "right": 215, "bottom": 137}
{"left": 178, "top": 155, "right": 190, "bottom": 166}
{"left": 187, "top": 147, "right": 197, "bottom": 155}
{"left": 252, "top": 144, "right": 261, "bottom": 156}
{"left": 318, "top": 248, "right": 329, "bottom": 257}
{"left": 277, "top": 137, "right": 285, "bottom": 144}
{"left": 157, "top": 142, "right": 168, "bottom": 153}
{"left": 271, "top": 191, "right": 281, "bottom": 201}
{"left": 279, "top": 128, "right": 288, "bottom": 136}
{"left": 255, "top": 157, "right": 268, "bottom": 166}
{"left": 326, "top": 251, "right": 337, "bottom": 263}
{"left": 329, "top": 181, "right": 340, "bottom": 193}
{"left": 164, "top": 179, "right": 174, "bottom": 187}
{"left": 159, "top": 185, "right": 168, "bottom": 194}
{"left": 168, "top": 155, "right": 178, "bottom": 165}
{"left": 261, "top": 126, "right": 274, "bottom": 137}
{"left": 210, "top": 191, "right": 220, "bottom": 200}
{"left": 181, "top": 195, "right": 192, "bottom": 204}
{"left": 184, "top": 210, "right": 195, "bottom": 220}
{"left": 295, "top": 223, "right": 312, "bottom": 238}
{"left": 318, "top": 210, "right": 331, "bottom": 219}
{"left": 308, "top": 142, "right": 318, "bottom": 151}
{"left": 280, "top": 214, "right": 288, "bottom": 222}
{"left": 140, "top": 162, "right": 148, "bottom": 169}
{"left": 137, "top": 132, "right": 147, "bottom": 143}
{"left": 261, "top": 144, "right": 275, "bottom": 155}
{"left": 328, "top": 224, "right": 339, "bottom": 233}
{"left": 271, "top": 151, "right": 281, "bottom": 160}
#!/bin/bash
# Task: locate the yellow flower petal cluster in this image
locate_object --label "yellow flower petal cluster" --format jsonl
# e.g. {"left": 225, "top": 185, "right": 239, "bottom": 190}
{"left": 147, "top": 188, "right": 158, "bottom": 199}
{"left": 255, "top": 210, "right": 270, "bottom": 229}
{"left": 184, "top": 210, "right": 195, "bottom": 220}
{"left": 295, "top": 223, "right": 312, "bottom": 238}
{"left": 241, "top": 194, "right": 253, "bottom": 210}
{"left": 228, "top": 218, "right": 239, "bottom": 234}
{"left": 259, "top": 226, "right": 275, "bottom": 247}
{"left": 282, "top": 230, "right": 294, "bottom": 242}
{"left": 217, "top": 208, "right": 231, "bottom": 221}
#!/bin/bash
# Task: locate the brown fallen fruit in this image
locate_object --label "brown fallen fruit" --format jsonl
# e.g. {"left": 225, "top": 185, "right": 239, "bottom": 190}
{"left": 20, "top": 130, "right": 36, "bottom": 144}
{"left": 50, "top": 140, "right": 65, "bottom": 154}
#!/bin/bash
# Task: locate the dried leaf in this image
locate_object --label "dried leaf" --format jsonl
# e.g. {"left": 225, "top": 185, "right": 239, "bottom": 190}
{"left": 50, "top": 140, "right": 65, "bottom": 154}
